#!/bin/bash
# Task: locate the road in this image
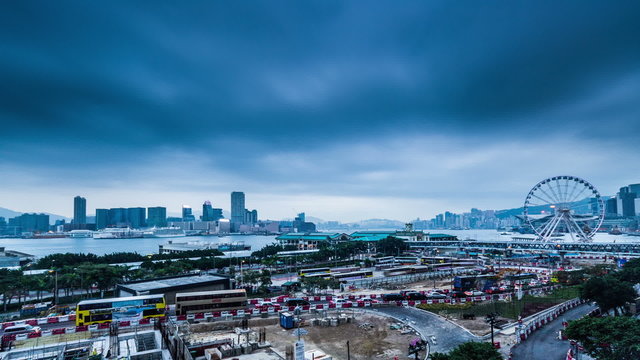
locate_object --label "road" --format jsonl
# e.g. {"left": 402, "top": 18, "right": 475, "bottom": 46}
{"left": 512, "top": 303, "right": 596, "bottom": 360}
{"left": 375, "top": 306, "right": 478, "bottom": 354}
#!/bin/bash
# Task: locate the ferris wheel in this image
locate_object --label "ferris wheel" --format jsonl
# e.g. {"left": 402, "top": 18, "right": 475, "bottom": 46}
{"left": 523, "top": 176, "right": 605, "bottom": 242}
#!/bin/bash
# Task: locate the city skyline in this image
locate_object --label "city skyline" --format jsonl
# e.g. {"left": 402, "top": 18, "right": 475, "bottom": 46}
{"left": 1, "top": 2, "right": 639, "bottom": 222}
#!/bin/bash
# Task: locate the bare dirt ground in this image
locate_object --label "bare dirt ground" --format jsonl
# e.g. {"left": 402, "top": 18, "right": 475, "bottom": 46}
{"left": 266, "top": 312, "right": 424, "bottom": 360}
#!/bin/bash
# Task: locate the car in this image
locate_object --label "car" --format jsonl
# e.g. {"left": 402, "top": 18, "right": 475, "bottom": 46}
{"left": 450, "top": 291, "right": 467, "bottom": 298}
{"left": 400, "top": 290, "right": 418, "bottom": 296}
{"left": 426, "top": 293, "right": 447, "bottom": 299}
{"left": 463, "top": 290, "right": 485, "bottom": 297}
{"left": 259, "top": 301, "right": 275, "bottom": 307}
{"left": 382, "top": 293, "right": 405, "bottom": 301}
{"left": 331, "top": 298, "right": 352, "bottom": 306}
{"left": 285, "top": 298, "right": 310, "bottom": 307}
{"left": 358, "top": 297, "right": 378, "bottom": 304}
{"left": 405, "top": 292, "right": 427, "bottom": 300}
{"left": 3, "top": 325, "right": 41, "bottom": 335}
{"left": 427, "top": 288, "right": 446, "bottom": 294}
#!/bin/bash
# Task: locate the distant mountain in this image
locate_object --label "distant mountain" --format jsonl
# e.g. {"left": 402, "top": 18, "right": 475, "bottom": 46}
{"left": 494, "top": 196, "right": 606, "bottom": 219}
{"left": 0, "top": 207, "right": 21, "bottom": 219}
{"left": 352, "top": 218, "right": 406, "bottom": 229}
{"left": 0, "top": 207, "right": 70, "bottom": 224}
{"left": 305, "top": 215, "right": 324, "bottom": 223}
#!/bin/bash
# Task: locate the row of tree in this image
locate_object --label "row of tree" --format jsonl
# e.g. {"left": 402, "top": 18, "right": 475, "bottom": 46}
{"left": 562, "top": 258, "right": 640, "bottom": 360}
{"left": 33, "top": 249, "right": 225, "bottom": 269}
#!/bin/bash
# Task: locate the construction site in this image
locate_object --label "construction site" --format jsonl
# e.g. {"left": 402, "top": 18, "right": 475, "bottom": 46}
{"left": 160, "top": 308, "right": 425, "bottom": 360}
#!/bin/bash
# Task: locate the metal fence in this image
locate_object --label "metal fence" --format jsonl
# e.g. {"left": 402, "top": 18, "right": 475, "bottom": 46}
{"left": 345, "top": 268, "right": 477, "bottom": 289}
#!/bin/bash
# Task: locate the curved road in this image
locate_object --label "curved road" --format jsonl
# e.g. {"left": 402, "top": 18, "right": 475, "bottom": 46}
{"left": 375, "top": 306, "right": 479, "bottom": 353}
{"left": 512, "top": 303, "right": 596, "bottom": 360}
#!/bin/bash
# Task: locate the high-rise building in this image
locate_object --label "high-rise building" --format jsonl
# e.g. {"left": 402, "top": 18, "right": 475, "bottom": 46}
{"left": 108, "top": 208, "right": 128, "bottom": 226}
{"left": 605, "top": 198, "right": 618, "bottom": 217}
{"left": 296, "top": 213, "right": 305, "bottom": 223}
{"left": 202, "top": 201, "right": 215, "bottom": 221}
{"left": 127, "top": 207, "right": 146, "bottom": 229}
{"left": 231, "top": 192, "right": 245, "bottom": 230}
{"left": 182, "top": 205, "right": 195, "bottom": 222}
{"left": 211, "top": 208, "right": 224, "bottom": 221}
{"left": 96, "top": 209, "right": 109, "bottom": 229}
{"left": 73, "top": 196, "right": 87, "bottom": 225}
{"left": 9, "top": 213, "right": 49, "bottom": 233}
{"left": 147, "top": 207, "right": 167, "bottom": 227}
{"left": 244, "top": 209, "right": 258, "bottom": 225}
{"left": 617, "top": 186, "right": 637, "bottom": 217}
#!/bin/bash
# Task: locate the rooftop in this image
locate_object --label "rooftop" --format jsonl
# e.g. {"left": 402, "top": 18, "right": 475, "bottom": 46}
{"left": 276, "top": 232, "right": 350, "bottom": 241}
{"left": 119, "top": 274, "right": 229, "bottom": 293}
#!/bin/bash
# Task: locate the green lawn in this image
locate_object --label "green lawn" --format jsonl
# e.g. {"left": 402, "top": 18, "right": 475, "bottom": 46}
{"left": 417, "top": 286, "right": 580, "bottom": 320}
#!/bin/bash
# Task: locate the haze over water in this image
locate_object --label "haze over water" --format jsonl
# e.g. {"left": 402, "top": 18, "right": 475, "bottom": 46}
{"left": 3, "top": 230, "right": 636, "bottom": 258}
{"left": 1, "top": 235, "right": 277, "bottom": 258}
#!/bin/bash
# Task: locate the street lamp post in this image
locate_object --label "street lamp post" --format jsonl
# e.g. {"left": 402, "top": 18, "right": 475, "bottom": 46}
{"left": 241, "top": 260, "right": 245, "bottom": 287}
{"left": 49, "top": 269, "right": 58, "bottom": 305}
{"left": 485, "top": 313, "right": 497, "bottom": 346}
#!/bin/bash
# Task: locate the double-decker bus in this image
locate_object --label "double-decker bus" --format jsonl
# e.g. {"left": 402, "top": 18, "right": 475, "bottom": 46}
{"left": 298, "top": 267, "right": 331, "bottom": 278}
{"left": 76, "top": 295, "right": 166, "bottom": 326}
{"left": 394, "top": 256, "right": 419, "bottom": 265}
{"left": 175, "top": 289, "right": 248, "bottom": 315}
{"left": 299, "top": 273, "right": 332, "bottom": 281}
{"left": 331, "top": 266, "right": 361, "bottom": 273}
{"left": 374, "top": 256, "right": 396, "bottom": 270}
{"left": 383, "top": 265, "right": 432, "bottom": 276}
{"left": 331, "top": 270, "right": 374, "bottom": 282}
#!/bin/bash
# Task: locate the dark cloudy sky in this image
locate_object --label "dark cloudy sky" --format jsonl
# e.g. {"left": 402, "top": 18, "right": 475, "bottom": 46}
{"left": 1, "top": 1, "right": 639, "bottom": 221}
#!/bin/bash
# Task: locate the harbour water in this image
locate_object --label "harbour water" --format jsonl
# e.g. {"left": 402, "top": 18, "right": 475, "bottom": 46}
{"left": 1, "top": 229, "right": 636, "bottom": 258}
{"left": 0, "top": 235, "right": 278, "bottom": 258}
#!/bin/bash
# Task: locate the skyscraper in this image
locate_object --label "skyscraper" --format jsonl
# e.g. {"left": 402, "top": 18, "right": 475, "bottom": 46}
{"left": 202, "top": 201, "right": 214, "bottom": 221}
{"left": 231, "top": 192, "right": 245, "bottom": 230}
{"left": 74, "top": 196, "right": 87, "bottom": 225}
{"left": 244, "top": 209, "right": 258, "bottom": 225}
{"left": 617, "top": 186, "right": 637, "bottom": 217}
{"left": 127, "top": 207, "right": 146, "bottom": 228}
{"left": 108, "top": 208, "right": 128, "bottom": 226}
{"left": 147, "top": 207, "right": 167, "bottom": 227}
{"left": 182, "top": 205, "right": 195, "bottom": 222}
{"left": 96, "top": 209, "right": 109, "bottom": 229}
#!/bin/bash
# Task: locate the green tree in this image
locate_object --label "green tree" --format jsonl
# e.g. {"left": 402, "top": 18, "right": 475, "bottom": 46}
{"left": 565, "top": 316, "right": 640, "bottom": 360}
{"left": 581, "top": 276, "right": 636, "bottom": 316}
{"left": 0, "top": 269, "right": 23, "bottom": 311}
{"left": 429, "top": 353, "right": 451, "bottom": 360}
{"left": 376, "top": 236, "right": 409, "bottom": 256}
{"left": 302, "top": 277, "right": 339, "bottom": 294}
{"left": 430, "top": 342, "right": 501, "bottom": 360}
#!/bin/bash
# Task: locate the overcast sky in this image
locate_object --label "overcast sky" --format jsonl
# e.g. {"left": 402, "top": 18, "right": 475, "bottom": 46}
{"left": 1, "top": 1, "right": 639, "bottom": 221}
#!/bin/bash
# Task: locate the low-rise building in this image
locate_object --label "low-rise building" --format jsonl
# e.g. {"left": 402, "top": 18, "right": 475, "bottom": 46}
{"left": 276, "top": 232, "right": 351, "bottom": 250}
{"left": 117, "top": 274, "right": 234, "bottom": 304}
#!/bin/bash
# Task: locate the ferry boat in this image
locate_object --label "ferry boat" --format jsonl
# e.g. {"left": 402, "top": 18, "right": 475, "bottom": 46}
{"left": 68, "top": 230, "right": 94, "bottom": 238}
{"left": 142, "top": 227, "right": 186, "bottom": 238}
{"left": 93, "top": 227, "right": 144, "bottom": 239}
{"left": 159, "top": 240, "right": 250, "bottom": 254}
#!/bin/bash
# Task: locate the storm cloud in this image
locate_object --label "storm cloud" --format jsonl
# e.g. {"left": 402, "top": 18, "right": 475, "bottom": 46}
{"left": 1, "top": 1, "right": 639, "bottom": 220}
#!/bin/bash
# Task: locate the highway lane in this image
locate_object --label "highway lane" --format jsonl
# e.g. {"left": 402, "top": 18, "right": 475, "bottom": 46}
{"left": 375, "top": 306, "right": 478, "bottom": 354}
{"left": 511, "top": 303, "right": 596, "bottom": 360}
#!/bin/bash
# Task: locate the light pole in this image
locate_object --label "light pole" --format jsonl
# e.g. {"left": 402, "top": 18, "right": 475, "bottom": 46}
{"left": 49, "top": 269, "right": 58, "bottom": 305}
{"left": 485, "top": 313, "right": 497, "bottom": 346}
{"left": 241, "top": 260, "right": 245, "bottom": 287}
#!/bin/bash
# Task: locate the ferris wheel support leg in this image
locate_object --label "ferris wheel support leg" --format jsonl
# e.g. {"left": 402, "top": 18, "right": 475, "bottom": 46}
{"left": 568, "top": 214, "right": 590, "bottom": 242}
{"left": 537, "top": 213, "right": 560, "bottom": 241}
{"left": 545, "top": 214, "right": 564, "bottom": 241}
